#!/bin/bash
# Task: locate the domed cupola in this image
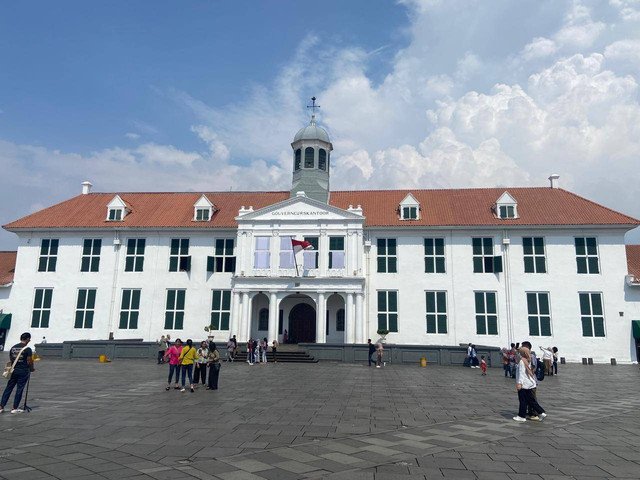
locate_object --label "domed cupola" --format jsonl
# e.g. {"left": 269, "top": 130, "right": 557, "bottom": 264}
{"left": 290, "top": 97, "right": 333, "bottom": 203}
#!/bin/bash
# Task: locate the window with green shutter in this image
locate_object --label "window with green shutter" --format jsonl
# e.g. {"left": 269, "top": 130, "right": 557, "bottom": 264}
{"left": 579, "top": 292, "right": 605, "bottom": 337}
{"left": 119, "top": 289, "right": 140, "bottom": 329}
{"left": 303, "top": 236, "right": 319, "bottom": 269}
{"left": 210, "top": 290, "right": 231, "bottom": 330}
{"left": 424, "top": 238, "right": 445, "bottom": 273}
{"left": 207, "top": 239, "right": 236, "bottom": 273}
{"left": 475, "top": 291, "right": 498, "bottom": 335}
{"left": 31, "top": 288, "right": 53, "bottom": 328}
{"left": 377, "top": 290, "right": 398, "bottom": 332}
{"left": 425, "top": 291, "right": 447, "bottom": 334}
{"left": 472, "top": 238, "right": 495, "bottom": 273}
{"left": 575, "top": 237, "right": 600, "bottom": 274}
{"left": 526, "top": 292, "right": 552, "bottom": 336}
{"left": 164, "top": 289, "right": 185, "bottom": 330}
{"left": 81, "top": 239, "right": 102, "bottom": 272}
{"left": 402, "top": 206, "right": 417, "bottom": 220}
{"left": 75, "top": 288, "right": 96, "bottom": 328}
{"left": 169, "top": 238, "right": 190, "bottom": 272}
{"left": 377, "top": 238, "right": 397, "bottom": 273}
{"left": 38, "top": 238, "right": 59, "bottom": 272}
{"left": 124, "top": 239, "right": 145, "bottom": 272}
{"left": 523, "top": 237, "right": 546, "bottom": 273}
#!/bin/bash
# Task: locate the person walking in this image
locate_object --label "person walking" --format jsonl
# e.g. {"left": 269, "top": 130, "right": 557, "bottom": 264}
{"left": 166, "top": 334, "right": 171, "bottom": 347}
{"left": 480, "top": 356, "right": 487, "bottom": 375}
{"left": 246, "top": 338, "right": 254, "bottom": 365}
{"left": 272, "top": 338, "right": 278, "bottom": 363}
{"left": 513, "top": 346, "right": 546, "bottom": 422}
{"left": 471, "top": 345, "right": 479, "bottom": 368}
{"left": 367, "top": 339, "right": 376, "bottom": 367}
{"left": 157, "top": 335, "right": 168, "bottom": 364}
{"left": 552, "top": 347, "right": 559, "bottom": 375}
{"left": 501, "top": 348, "right": 510, "bottom": 377}
{"left": 226, "top": 338, "right": 235, "bottom": 362}
{"left": 232, "top": 335, "right": 238, "bottom": 360}
{"left": 376, "top": 342, "right": 384, "bottom": 368}
{"left": 207, "top": 342, "right": 220, "bottom": 390}
{"left": 283, "top": 329, "right": 288, "bottom": 344}
{"left": 164, "top": 338, "right": 183, "bottom": 390}
{"left": 508, "top": 344, "right": 517, "bottom": 378}
{"left": 194, "top": 341, "right": 209, "bottom": 387}
{"left": 464, "top": 343, "right": 472, "bottom": 367}
{"left": 179, "top": 339, "right": 198, "bottom": 392}
{"left": 253, "top": 339, "right": 259, "bottom": 364}
{"left": 261, "top": 338, "right": 268, "bottom": 363}
{"left": 0, "top": 332, "right": 34, "bottom": 414}
{"left": 540, "top": 346, "right": 553, "bottom": 376}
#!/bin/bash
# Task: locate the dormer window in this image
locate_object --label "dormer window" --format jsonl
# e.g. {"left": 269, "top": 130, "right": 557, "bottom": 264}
{"left": 106, "top": 195, "right": 128, "bottom": 222}
{"left": 495, "top": 191, "right": 518, "bottom": 219}
{"left": 193, "top": 195, "right": 215, "bottom": 222}
{"left": 399, "top": 193, "right": 420, "bottom": 220}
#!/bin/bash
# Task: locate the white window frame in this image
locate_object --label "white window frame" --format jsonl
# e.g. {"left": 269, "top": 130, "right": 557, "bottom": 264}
{"left": 119, "top": 288, "right": 141, "bottom": 329}
{"left": 474, "top": 291, "right": 498, "bottom": 335}
{"left": 526, "top": 291, "right": 552, "bottom": 337}
{"left": 377, "top": 290, "right": 398, "bottom": 333}
{"left": 376, "top": 238, "right": 397, "bottom": 273}
{"left": 209, "top": 239, "right": 236, "bottom": 273}
{"left": 575, "top": 237, "right": 600, "bottom": 275}
{"left": 169, "top": 238, "right": 190, "bottom": 272}
{"left": 424, "top": 238, "right": 446, "bottom": 273}
{"left": 472, "top": 237, "right": 494, "bottom": 273}
{"left": 253, "top": 237, "right": 271, "bottom": 270}
{"left": 425, "top": 290, "right": 447, "bottom": 334}
{"left": 80, "top": 238, "right": 102, "bottom": 272}
{"left": 210, "top": 289, "right": 231, "bottom": 330}
{"left": 164, "top": 289, "right": 186, "bottom": 330}
{"left": 31, "top": 287, "right": 53, "bottom": 328}
{"left": 124, "top": 238, "right": 146, "bottom": 272}
{"left": 38, "top": 238, "right": 59, "bottom": 272}
{"left": 579, "top": 292, "right": 606, "bottom": 337}
{"left": 75, "top": 288, "right": 96, "bottom": 329}
{"left": 195, "top": 208, "right": 211, "bottom": 221}
{"left": 522, "top": 237, "right": 547, "bottom": 274}
{"left": 107, "top": 208, "right": 123, "bottom": 221}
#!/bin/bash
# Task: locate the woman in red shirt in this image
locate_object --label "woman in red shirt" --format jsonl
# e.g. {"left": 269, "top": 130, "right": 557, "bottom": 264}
{"left": 164, "top": 338, "right": 183, "bottom": 390}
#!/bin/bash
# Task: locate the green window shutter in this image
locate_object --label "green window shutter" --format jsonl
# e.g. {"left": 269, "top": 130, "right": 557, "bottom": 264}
{"left": 437, "top": 315, "right": 447, "bottom": 333}
{"left": 590, "top": 294, "right": 602, "bottom": 315}
{"left": 388, "top": 314, "right": 398, "bottom": 332}
{"left": 486, "top": 293, "right": 497, "bottom": 314}
{"left": 164, "top": 312, "right": 174, "bottom": 329}
{"left": 426, "top": 314, "right": 435, "bottom": 333}
{"left": 77, "top": 289, "right": 87, "bottom": 309}
{"left": 169, "top": 257, "right": 178, "bottom": 272}
{"left": 31, "top": 311, "right": 40, "bottom": 328}
{"left": 574, "top": 237, "right": 585, "bottom": 255}
{"left": 75, "top": 311, "right": 84, "bottom": 329}
{"left": 526, "top": 293, "right": 537, "bottom": 314}
{"left": 522, "top": 237, "right": 533, "bottom": 254}
{"left": 50, "top": 239, "right": 59, "bottom": 254}
{"left": 131, "top": 290, "right": 141, "bottom": 310}
{"left": 43, "top": 289, "right": 53, "bottom": 308}
{"left": 535, "top": 257, "right": 546, "bottom": 273}
{"left": 34, "top": 289, "right": 43, "bottom": 308}
{"left": 91, "top": 257, "right": 100, "bottom": 272}
{"left": 85, "top": 311, "right": 94, "bottom": 329}
{"left": 540, "top": 317, "right": 551, "bottom": 336}
{"left": 472, "top": 238, "right": 482, "bottom": 255}
{"left": 81, "top": 257, "right": 90, "bottom": 273}
{"left": 586, "top": 237, "right": 597, "bottom": 254}
{"left": 435, "top": 257, "right": 445, "bottom": 273}
{"left": 588, "top": 257, "right": 599, "bottom": 274}
{"left": 474, "top": 292, "right": 484, "bottom": 313}
{"left": 493, "top": 256, "right": 503, "bottom": 272}
{"left": 212, "top": 290, "right": 221, "bottom": 310}
{"left": 86, "top": 289, "right": 96, "bottom": 309}
{"left": 166, "top": 290, "right": 175, "bottom": 310}
{"left": 388, "top": 291, "right": 397, "bottom": 312}
{"left": 377, "top": 257, "right": 386, "bottom": 273}
{"left": 125, "top": 257, "right": 134, "bottom": 272}
{"left": 221, "top": 312, "right": 230, "bottom": 330}
{"left": 425, "top": 257, "right": 434, "bottom": 273}
{"left": 579, "top": 293, "right": 591, "bottom": 315}
{"left": 388, "top": 239, "right": 397, "bottom": 255}
{"left": 175, "top": 312, "right": 184, "bottom": 329}
{"left": 122, "top": 289, "right": 131, "bottom": 309}
{"left": 38, "top": 257, "right": 47, "bottom": 272}
{"left": 48, "top": 257, "right": 57, "bottom": 272}
{"left": 170, "top": 239, "right": 179, "bottom": 255}
{"left": 424, "top": 238, "right": 433, "bottom": 255}
{"left": 134, "top": 257, "right": 144, "bottom": 272}
{"left": 211, "top": 312, "right": 220, "bottom": 330}
{"left": 377, "top": 313, "right": 386, "bottom": 330}
{"left": 473, "top": 257, "right": 483, "bottom": 273}
{"left": 581, "top": 317, "right": 593, "bottom": 336}
{"left": 40, "top": 239, "right": 49, "bottom": 255}
{"left": 41, "top": 311, "right": 50, "bottom": 328}
{"left": 222, "top": 291, "right": 231, "bottom": 310}
{"left": 388, "top": 257, "right": 397, "bottom": 273}
{"left": 377, "top": 291, "right": 387, "bottom": 312}
{"left": 476, "top": 316, "right": 486, "bottom": 335}
{"left": 138, "top": 239, "right": 146, "bottom": 253}
{"left": 120, "top": 312, "right": 129, "bottom": 329}
{"left": 538, "top": 294, "right": 549, "bottom": 315}
{"left": 499, "top": 205, "right": 506, "bottom": 218}
{"left": 425, "top": 292, "right": 435, "bottom": 313}
{"left": 176, "top": 290, "right": 185, "bottom": 310}
{"left": 593, "top": 317, "right": 605, "bottom": 337}
{"left": 524, "top": 257, "right": 534, "bottom": 273}
{"left": 487, "top": 316, "right": 498, "bottom": 335}
{"left": 181, "top": 239, "right": 189, "bottom": 255}
{"left": 436, "top": 292, "right": 446, "bottom": 312}
{"left": 528, "top": 316, "right": 539, "bottom": 336}
{"left": 207, "top": 256, "right": 215, "bottom": 272}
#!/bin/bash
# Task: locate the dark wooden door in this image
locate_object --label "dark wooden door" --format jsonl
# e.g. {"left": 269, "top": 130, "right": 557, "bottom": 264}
{"left": 289, "top": 303, "right": 316, "bottom": 343}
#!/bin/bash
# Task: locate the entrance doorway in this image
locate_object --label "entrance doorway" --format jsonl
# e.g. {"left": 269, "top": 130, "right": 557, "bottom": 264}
{"left": 289, "top": 303, "right": 316, "bottom": 343}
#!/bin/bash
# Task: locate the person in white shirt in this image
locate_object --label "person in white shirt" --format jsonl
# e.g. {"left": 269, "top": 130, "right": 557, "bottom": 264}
{"left": 513, "top": 346, "right": 547, "bottom": 422}
{"left": 540, "top": 346, "right": 554, "bottom": 376}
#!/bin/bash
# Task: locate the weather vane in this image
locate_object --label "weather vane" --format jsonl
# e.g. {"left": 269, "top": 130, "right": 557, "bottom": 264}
{"left": 307, "top": 96, "right": 320, "bottom": 124}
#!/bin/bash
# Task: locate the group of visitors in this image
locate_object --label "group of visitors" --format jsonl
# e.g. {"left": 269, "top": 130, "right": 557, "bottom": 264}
{"left": 245, "top": 337, "right": 279, "bottom": 365}
{"left": 464, "top": 343, "right": 482, "bottom": 368}
{"left": 163, "top": 338, "right": 220, "bottom": 392}
{"left": 501, "top": 343, "right": 558, "bottom": 378}
{"left": 512, "top": 341, "right": 548, "bottom": 422}
{"left": 367, "top": 339, "right": 384, "bottom": 367}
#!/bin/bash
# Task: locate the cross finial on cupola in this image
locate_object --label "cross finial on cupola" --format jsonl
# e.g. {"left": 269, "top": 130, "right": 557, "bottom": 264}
{"left": 306, "top": 96, "right": 320, "bottom": 125}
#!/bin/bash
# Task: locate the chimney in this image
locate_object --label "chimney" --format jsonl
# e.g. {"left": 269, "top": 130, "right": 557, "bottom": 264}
{"left": 81, "top": 181, "right": 93, "bottom": 195}
{"left": 548, "top": 174, "right": 559, "bottom": 189}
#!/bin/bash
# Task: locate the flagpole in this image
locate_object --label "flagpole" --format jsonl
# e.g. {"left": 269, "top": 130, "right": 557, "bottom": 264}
{"left": 291, "top": 237, "right": 299, "bottom": 276}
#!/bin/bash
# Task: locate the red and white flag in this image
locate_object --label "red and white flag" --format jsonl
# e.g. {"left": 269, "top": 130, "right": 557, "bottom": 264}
{"left": 291, "top": 239, "right": 314, "bottom": 253}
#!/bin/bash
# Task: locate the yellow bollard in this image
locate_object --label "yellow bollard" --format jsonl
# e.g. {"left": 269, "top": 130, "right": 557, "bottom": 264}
{"left": 420, "top": 357, "right": 427, "bottom": 367}
{"left": 99, "top": 354, "right": 107, "bottom": 363}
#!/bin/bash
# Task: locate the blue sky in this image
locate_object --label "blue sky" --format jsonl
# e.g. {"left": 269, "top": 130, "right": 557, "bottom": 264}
{"left": 1, "top": 0, "right": 640, "bottom": 249}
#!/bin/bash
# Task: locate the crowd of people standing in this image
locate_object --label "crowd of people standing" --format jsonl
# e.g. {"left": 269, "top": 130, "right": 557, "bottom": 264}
{"left": 160, "top": 336, "right": 220, "bottom": 392}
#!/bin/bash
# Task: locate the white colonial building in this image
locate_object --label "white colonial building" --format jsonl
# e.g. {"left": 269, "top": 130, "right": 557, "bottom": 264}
{"left": 2, "top": 114, "right": 640, "bottom": 363}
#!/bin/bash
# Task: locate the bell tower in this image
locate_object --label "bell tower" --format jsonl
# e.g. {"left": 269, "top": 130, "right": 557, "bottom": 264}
{"left": 290, "top": 97, "right": 333, "bottom": 203}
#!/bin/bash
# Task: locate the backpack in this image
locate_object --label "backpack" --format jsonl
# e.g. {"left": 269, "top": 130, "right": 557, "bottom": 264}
{"left": 536, "top": 364, "right": 545, "bottom": 381}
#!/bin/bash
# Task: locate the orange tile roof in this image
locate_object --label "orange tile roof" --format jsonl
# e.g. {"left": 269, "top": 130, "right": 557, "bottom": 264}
{"left": 626, "top": 245, "right": 640, "bottom": 281}
{"left": 2, "top": 188, "right": 638, "bottom": 231}
{"left": 0, "top": 251, "right": 16, "bottom": 286}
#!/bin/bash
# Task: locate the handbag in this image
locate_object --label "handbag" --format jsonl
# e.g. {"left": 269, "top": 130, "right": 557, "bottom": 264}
{"left": 3, "top": 345, "right": 28, "bottom": 379}
{"left": 536, "top": 364, "right": 545, "bottom": 382}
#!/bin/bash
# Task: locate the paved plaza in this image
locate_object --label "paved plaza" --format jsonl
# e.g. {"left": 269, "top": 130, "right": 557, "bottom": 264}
{"left": 0, "top": 357, "right": 639, "bottom": 480}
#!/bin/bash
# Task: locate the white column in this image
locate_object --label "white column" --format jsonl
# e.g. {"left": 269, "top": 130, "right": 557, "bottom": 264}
{"left": 316, "top": 292, "right": 325, "bottom": 343}
{"left": 230, "top": 292, "right": 241, "bottom": 338}
{"left": 239, "top": 292, "right": 249, "bottom": 342}
{"left": 345, "top": 292, "right": 354, "bottom": 344}
{"left": 268, "top": 291, "right": 278, "bottom": 343}
{"left": 355, "top": 292, "right": 364, "bottom": 343}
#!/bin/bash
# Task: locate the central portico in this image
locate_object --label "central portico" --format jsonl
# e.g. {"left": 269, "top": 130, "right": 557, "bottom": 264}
{"left": 230, "top": 192, "right": 366, "bottom": 344}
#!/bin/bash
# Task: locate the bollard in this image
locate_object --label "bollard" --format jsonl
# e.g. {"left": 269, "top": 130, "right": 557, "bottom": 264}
{"left": 611, "top": 358, "right": 617, "bottom": 365}
{"left": 560, "top": 357, "right": 566, "bottom": 364}
{"left": 420, "top": 357, "right": 427, "bottom": 368}
{"left": 582, "top": 358, "right": 587, "bottom": 365}
{"left": 588, "top": 358, "right": 593, "bottom": 365}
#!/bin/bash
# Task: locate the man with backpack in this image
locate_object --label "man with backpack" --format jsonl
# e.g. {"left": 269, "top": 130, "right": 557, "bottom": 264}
{"left": 1, "top": 332, "right": 35, "bottom": 414}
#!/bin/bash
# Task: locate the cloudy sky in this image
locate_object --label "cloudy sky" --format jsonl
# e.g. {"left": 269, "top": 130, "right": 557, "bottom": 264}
{"left": 1, "top": 0, "right": 640, "bottom": 248}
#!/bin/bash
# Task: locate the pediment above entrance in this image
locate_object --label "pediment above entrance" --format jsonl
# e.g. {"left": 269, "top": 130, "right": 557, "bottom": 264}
{"left": 236, "top": 195, "right": 364, "bottom": 223}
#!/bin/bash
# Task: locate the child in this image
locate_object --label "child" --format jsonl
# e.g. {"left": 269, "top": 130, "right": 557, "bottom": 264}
{"left": 480, "top": 355, "right": 487, "bottom": 375}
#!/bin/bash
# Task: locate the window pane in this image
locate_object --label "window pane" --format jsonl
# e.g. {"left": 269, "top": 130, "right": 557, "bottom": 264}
{"left": 134, "top": 257, "right": 144, "bottom": 272}
{"left": 540, "top": 317, "right": 551, "bottom": 336}
{"left": 524, "top": 257, "right": 534, "bottom": 273}
{"left": 475, "top": 292, "right": 485, "bottom": 313}
{"left": 221, "top": 312, "right": 230, "bottom": 330}
{"left": 487, "top": 316, "right": 498, "bottom": 335}
{"left": 50, "top": 239, "right": 59, "bottom": 254}
{"left": 180, "top": 239, "right": 189, "bottom": 255}
{"left": 122, "top": 289, "right": 131, "bottom": 309}
{"left": 593, "top": 317, "right": 605, "bottom": 337}
{"left": 435, "top": 257, "right": 445, "bottom": 273}
{"left": 378, "top": 291, "right": 386, "bottom": 311}
{"left": 483, "top": 238, "right": 493, "bottom": 253}
{"left": 127, "top": 238, "right": 136, "bottom": 254}
{"left": 528, "top": 316, "right": 539, "bottom": 336}
{"left": 533, "top": 237, "right": 544, "bottom": 253}
{"left": 425, "top": 257, "right": 435, "bottom": 273}
{"left": 377, "top": 313, "right": 386, "bottom": 330}
{"left": 586, "top": 237, "right": 597, "bottom": 254}
{"left": 526, "top": 293, "right": 537, "bottom": 314}
{"left": 304, "top": 147, "right": 314, "bottom": 168}
{"left": 318, "top": 149, "right": 326, "bottom": 170}
{"left": 403, "top": 207, "right": 409, "bottom": 219}
{"left": 74, "top": 311, "right": 84, "bottom": 328}
{"left": 388, "top": 257, "right": 397, "bottom": 273}
{"left": 522, "top": 237, "right": 532, "bottom": 253}
{"left": 120, "top": 312, "right": 129, "bottom": 329}
{"left": 377, "top": 238, "right": 386, "bottom": 254}
{"left": 176, "top": 290, "right": 185, "bottom": 310}
{"left": 169, "top": 257, "right": 178, "bottom": 272}
{"left": 87, "top": 289, "right": 96, "bottom": 309}
{"left": 212, "top": 290, "right": 221, "bottom": 310}
{"left": 387, "top": 239, "right": 396, "bottom": 254}
{"left": 83, "top": 239, "right": 92, "bottom": 255}
{"left": 499, "top": 205, "right": 506, "bottom": 218}
{"left": 38, "top": 257, "right": 47, "bottom": 272}
{"left": 211, "top": 312, "right": 220, "bottom": 330}
{"left": 581, "top": 317, "right": 593, "bottom": 336}
{"left": 538, "top": 293, "right": 549, "bottom": 315}
{"left": 576, "top": 258, "right": 587, "bottom": 274}
{"left": 166, "top": 290, "right": 175, "bottom": 309}
{"left": 437, "top": 315, "right": 447, "bottom": 333}
{"left": 579, "top": 293, "right": 591, "bottom": 315}
{"left": 225, "top": 257, "right": 235, "bottom": 272}
{"left": 574, "top": 237, "right": 585, "bottom": 255}
{"left": 34, "top": 289, "right": 43, "bottom": 308}
{"left": 77, "top": 289, "right": 87, "bottom": 309}
{"left": 43, "top": 289, "right": 53, "bottom": 308}
{"left": 588, "top": 257, "right": 599, "bottom": 274}
{"left": 90, "top": 257, "right": 100, "bottom": 272}
{"left": 473, "top": 257, "right": 483, "bottom": 273}
{"left": 41, "top": 239, "right": 50, "bottom": 255}
{"left": 535, "top": 257, "right": 546, "bottom": 273}
{"left": 129, "top": 312, "right": 138, "bottom": 329}
{"left": 31, "top": 311, "right": 40, "bottom": 328}
{"left": 85, "top": 311, "right": 94, "bottom": 329}
{"left": 40, "top": 310, "right": 50, "bottom": 328}
{"left": 436, "top": 292, "right": 446, "bottom": 312}
{"left": 472, "top": 238, "right": 482, "bottom": 254}
{"left": 476, "top": 316, "right": 486, "bottom": 334}
{"left": 330, "top": 237, "right": 344, "bottom": 250}
{"left": 435, "top": 238, "right": 444, "bottom": 254}
{"left": 48, "top": 257, "right": 57, "bottom": 272}
{"left": 377, "top": 257, "right": 386, "bottom": 273}
{"left": 164, "top": 312, "right": 173, "bottom": 329}
{"left": 131, "top": 290, "right": 141, "bottom": 309}
{"left": 426, "top": 292, "right": 435, "bottom": 313}
{"left": 170, "top": 239, "right": 179, "bottom": 255}
{"left": 591, "top": 293, "right": 603, "bottom": 315}
{"left": 484, "top": 257, "right": 494, "bottom": 273}
{"left": 388, "top": 314, "right": 398, "bottom": 332}
{"left": 486, "top": 293, "right": 497, "bottom": 314}
{"left": 222, "top": 291, "right": 231, "bottom": 310}
{"left": 426, "top": 314, "right": 435, "bottom": 333}
{"left": 424, "top": 238, "right": 433, "bottom": 255}
{"left": 125, "top": 257, "right": 134, "bottom": 272}
{"left": 138, "top": 239, "right": 146, "bottom": 253}
{"left": 388, "top": 291, "right": 397, "bottom": 312}
{"left": 215, "top": 239, "right": 224, "bottom": 255}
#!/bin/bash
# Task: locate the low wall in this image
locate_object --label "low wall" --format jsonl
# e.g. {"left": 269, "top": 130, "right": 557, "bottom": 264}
{"left": 299, "top": 343, "right": 502, "bottom": 367}
{"left": 35, "top": 340, "right": 158, "bottom": 360}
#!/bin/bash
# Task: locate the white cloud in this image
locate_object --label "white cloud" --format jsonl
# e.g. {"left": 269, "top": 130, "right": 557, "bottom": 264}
{"left": 604, "top": 39, "right": 640, "bottom": 63}
{"left": 125, "top": 132, "right": 140, "bottom": 140}
{"left": 520, "top": 37, "right": 558, "bottom": 61}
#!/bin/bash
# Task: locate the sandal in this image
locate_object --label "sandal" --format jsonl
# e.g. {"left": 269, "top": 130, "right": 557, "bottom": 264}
{"left": 165, "top": 386, "right": 170, "bottom": 391}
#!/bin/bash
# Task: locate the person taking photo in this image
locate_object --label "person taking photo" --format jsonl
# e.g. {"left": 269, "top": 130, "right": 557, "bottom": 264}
{"left": 1, "top": 332, "right": 35, "bottom": 414}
